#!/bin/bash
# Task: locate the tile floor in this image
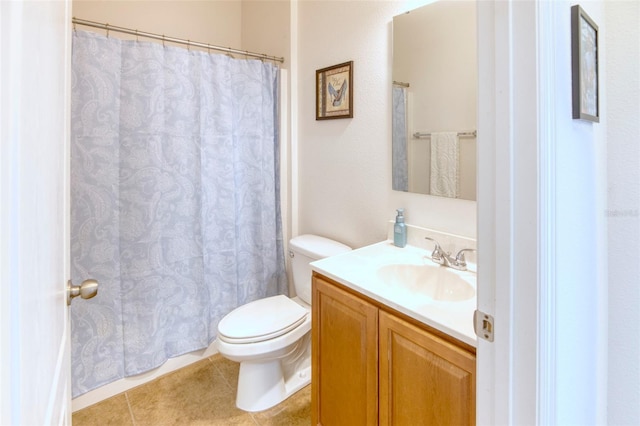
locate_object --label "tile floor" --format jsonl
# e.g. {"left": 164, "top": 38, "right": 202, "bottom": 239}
{"left": 72, "top": 354, "right": 311, "bottom": 425}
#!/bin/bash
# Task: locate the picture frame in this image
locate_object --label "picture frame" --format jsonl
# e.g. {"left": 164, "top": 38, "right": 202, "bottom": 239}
{"left": 571, "top": 5, "right": 599, "bottom": 122}
{"left": 316, "top": 61, "right": 353, "bottom": 120}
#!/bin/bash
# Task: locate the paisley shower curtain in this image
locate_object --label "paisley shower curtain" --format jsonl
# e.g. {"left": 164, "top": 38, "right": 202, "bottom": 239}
{"left": 70, "top": 30, "right": 287, "bottom": 397}
{"left": 392, "top": 86, "right": 409, "bottom": 191}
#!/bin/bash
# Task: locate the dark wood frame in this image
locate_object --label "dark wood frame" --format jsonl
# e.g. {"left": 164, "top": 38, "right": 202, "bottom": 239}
{"left": 315, "top": 61, "right": 353, "bottom": 120}
{"left": 571, "top": 5, "right": 599, "bottom": 122}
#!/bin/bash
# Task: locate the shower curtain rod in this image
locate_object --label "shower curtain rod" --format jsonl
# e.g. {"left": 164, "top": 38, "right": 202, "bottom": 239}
{"left": 393, "top": 80, "right": 410, "bottom": 87}
{"left": 72, "top": 17, "right": 285, "bottom": 63}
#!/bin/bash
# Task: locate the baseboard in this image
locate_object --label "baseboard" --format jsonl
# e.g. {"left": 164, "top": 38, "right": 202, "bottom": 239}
{"left": 71, "top": 341, "right": 219, "bottom": 412}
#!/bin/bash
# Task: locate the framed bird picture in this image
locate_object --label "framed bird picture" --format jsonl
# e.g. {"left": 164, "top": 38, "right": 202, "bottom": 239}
{"left": 316, "top": 61, "right": 353, "bottom": 120}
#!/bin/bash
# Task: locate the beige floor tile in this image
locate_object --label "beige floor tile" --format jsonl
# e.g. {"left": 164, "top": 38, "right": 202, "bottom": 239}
{"left": 127, "top": 358, "right": 252, "bottom": 426}
{"left": 73, "top": 355, "right": 311, "bottom": 426}
{"left": 72, "top": 393, "right": 134, "bottom": 426}
{"left": 210, "top": 353, "right": 240, "bottom": 392}
{"left": 251, "top": 385, "right": 311, "bottom": 426}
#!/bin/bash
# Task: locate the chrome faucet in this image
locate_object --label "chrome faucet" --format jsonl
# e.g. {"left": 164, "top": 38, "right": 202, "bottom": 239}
{"left": 450, "top": 248, "right": 477, "bottom": 271}
{"left": 424, "top": 237, "right": 448, "bottom": 265}
{"left": 424, "top": 237, "right": 476, "bottom": 271}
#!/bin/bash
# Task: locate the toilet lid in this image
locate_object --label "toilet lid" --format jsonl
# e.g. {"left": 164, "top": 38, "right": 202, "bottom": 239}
{"left": 217, "top": 295, "right": 308, "bottom": 344}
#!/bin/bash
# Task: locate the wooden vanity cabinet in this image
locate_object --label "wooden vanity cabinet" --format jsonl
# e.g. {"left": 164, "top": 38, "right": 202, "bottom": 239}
{"left": 311, "top": 273, "right": 379, "bottom": 426}
{"left": 379, "top": 310, "right": 476, "bottom": 425}
{"left": 312, "top": 272, "right": 476, "bottom": 426}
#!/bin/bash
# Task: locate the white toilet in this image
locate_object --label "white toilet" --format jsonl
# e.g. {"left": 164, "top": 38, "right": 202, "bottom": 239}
{"left": 215, "top": 234, "right": 351, "bottom": 412}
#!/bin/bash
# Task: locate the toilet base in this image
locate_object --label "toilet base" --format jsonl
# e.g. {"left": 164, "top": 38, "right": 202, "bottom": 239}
{"left": 236, "top": 361, "right": 311, "bottom": 412}
{"left": 235, "top": 335, "right": 311, "bottom": 412}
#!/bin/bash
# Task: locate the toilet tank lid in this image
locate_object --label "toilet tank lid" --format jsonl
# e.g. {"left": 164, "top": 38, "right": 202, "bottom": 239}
{"left": 289, "top": 234, "right": 352, "bottom": 259}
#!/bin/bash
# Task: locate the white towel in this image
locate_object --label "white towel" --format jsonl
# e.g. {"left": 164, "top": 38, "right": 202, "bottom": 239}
{"left": 430, "top": 132, "right": 459, "bottom": 198}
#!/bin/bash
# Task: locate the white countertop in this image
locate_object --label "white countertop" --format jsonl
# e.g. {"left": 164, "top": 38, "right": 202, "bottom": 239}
{"left": 310, "top": 240, "right": 477, "bottom": 347}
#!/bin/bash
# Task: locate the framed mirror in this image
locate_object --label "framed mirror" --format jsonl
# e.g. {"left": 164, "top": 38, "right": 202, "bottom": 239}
{"left": 392, "top": 1, "right": 477, "bottom": 200}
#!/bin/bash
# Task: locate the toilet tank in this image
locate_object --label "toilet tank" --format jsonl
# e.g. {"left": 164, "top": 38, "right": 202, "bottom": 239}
{"left": 288, "top": 234, "right": 351, "bottom": 305}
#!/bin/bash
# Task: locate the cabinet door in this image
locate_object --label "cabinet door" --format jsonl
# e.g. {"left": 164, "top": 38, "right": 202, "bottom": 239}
{"left": 312, "top": 275, "right": 378, "bottom": 426}
{"left": 379, "top": 311, "right": 476, "bottom": 426}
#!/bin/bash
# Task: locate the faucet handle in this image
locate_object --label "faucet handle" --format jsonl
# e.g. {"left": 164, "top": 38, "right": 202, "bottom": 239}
{"left": 452, "top": 248, "right": 477, "bottom": 270}
{"left": 424, "top": 237, "right": 445, "bottom": 264}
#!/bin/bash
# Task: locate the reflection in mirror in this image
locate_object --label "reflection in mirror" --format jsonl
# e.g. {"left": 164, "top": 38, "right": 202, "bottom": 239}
{"left": 392, "top": 1, "right": 477, "bottom": 200}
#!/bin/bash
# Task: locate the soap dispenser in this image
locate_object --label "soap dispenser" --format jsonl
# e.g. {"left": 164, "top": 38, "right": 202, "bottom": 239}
{"left": 393, "top": 208, "right": 407, "bottom": 248}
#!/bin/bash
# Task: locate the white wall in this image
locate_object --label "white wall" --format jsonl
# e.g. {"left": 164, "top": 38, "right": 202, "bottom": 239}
{"left": 295, "top": 0, "right": 477, "bottom": 250}
{"left": 605, "top": 1, "right": 640, "bottom": 424}
{"left": 72, "top": 1, "right": 242, "bottom": 49}
{"left": 552, "top": 1, "right": 609, "bottom": 422}
{"left": 242, "top": 1, "right": 290, "bottom": 68}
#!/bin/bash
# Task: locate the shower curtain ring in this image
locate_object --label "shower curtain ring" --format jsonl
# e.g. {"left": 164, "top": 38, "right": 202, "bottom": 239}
{"left": 105, "top": 23, "right": 109, "bottom": 38}
{"left": 135, "top": 29, "right": 139, "bottom": 42}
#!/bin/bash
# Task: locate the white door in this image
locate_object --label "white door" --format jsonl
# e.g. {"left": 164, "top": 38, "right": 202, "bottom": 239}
{"left": 476, "top": 1, "right": 540, "bottom": 424}
{"left": 0, "top": 0, "right": 72, "bottom": 424}
{"left": 477, "top": 2, "right": 608, "bottom": 424}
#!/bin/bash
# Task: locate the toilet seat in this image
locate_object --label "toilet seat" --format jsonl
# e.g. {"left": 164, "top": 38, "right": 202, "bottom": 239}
{"left": 218, "top": 295, "right": 308, "bottom": 344}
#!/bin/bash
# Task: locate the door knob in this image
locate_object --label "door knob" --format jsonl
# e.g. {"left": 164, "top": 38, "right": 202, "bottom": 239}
{"left": 67, "top": 279, "right": 99, "bottom": 305}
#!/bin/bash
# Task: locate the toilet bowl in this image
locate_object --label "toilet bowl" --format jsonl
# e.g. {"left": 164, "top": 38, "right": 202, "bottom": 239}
{"left": 215, "top": 235, "right": 351, "bottom": 412}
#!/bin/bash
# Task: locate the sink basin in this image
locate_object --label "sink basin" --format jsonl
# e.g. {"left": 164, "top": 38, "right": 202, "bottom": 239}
{"left": 376, "top": 264, "right": 475, "bottom": 302}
